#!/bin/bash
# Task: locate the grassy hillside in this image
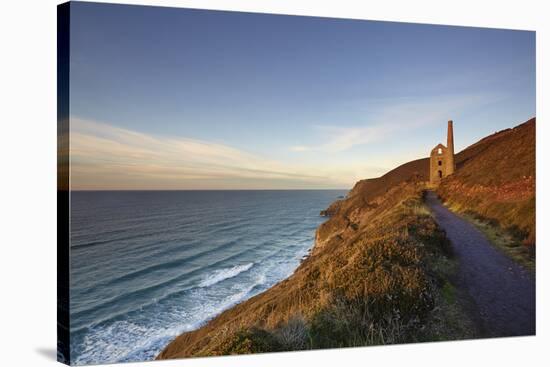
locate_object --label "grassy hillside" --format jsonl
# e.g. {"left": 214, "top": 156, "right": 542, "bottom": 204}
{"left": 157, "top": 117, "right": 534, "bottom": 359}
{"left": 317, "top": 158, "right": 429, "bottom": 253}
{"left": 158, "top": 177, "right": 473, "bottom": 359}
{"left": 437, "top": 118, "right": 535, "bottom": 260}
{"left": 349, "top": 158, "right": 429, "bottom": 201}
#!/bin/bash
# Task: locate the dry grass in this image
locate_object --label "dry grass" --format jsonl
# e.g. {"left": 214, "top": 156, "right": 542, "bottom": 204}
{"left": 438, "top": 118, "right": 536, "bottom": 263}
{"left": 156, "top": 119, "right": 538, "bottom": 360}
{"left": 460, "top": 212, "right": 535, "bottom": 272}
{"left": 158, "top": 179, "right": 475, "bottom": 359}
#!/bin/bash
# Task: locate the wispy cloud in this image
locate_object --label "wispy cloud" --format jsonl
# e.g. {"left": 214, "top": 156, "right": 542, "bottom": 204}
{"left": 70, "top": 92, "right": 497, "bottom": 189}
{"left": 70, "top": 118, "right": 343, "bottom": 190}
{"left": 290, "top": 93, "right": 497, "bottom": 152}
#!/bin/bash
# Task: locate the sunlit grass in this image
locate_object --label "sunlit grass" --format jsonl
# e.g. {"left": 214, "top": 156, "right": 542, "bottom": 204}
{"left": 463, "top": 213, "right": 535, "bottom": 272}
{"left": 159, "top": 182, "right": 478, "bottom": 358}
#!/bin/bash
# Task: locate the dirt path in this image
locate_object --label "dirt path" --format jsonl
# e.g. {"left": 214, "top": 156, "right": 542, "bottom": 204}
{"left": 425, "top": 191, "right": 535, "bottom": 337}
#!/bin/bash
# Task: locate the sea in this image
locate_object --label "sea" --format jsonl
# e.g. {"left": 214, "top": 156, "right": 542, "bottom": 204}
{"left": 69, "top": 190, "right": 345, "bottom": 364}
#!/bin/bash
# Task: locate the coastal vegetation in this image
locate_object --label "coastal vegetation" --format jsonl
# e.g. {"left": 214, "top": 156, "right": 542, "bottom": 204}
{"left": 458, "top": 213, "right": 535, "bottom": 272}
{"left": 437, "top": 118, "right": 535, "bottom": 268}
{"left": 157, "top": 118, "right": 534, "bottom": 359}
{"left": 158, "top": 179, "right": 474, "bottom": 359}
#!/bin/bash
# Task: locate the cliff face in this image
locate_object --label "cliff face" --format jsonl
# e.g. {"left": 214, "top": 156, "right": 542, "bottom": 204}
{"left": 157, "top": 117, "right": 535, "bottom": 359}
{"left": 315, "top": 158, "right": 429, "bottom": 255}
{"left": 437, "top": 118, "right": 535, "bottom": 246}
{"left": 158, "top": 172, "right": 453, "bottom": 359}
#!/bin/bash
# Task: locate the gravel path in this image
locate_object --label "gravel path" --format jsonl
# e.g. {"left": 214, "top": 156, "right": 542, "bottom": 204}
{"left": 425, "top": 191, "right": 535, "bottom": 337}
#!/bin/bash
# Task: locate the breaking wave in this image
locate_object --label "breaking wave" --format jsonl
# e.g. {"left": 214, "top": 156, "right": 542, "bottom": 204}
{"left": 69, "top": 190, "right": 345, "bottom": 364}
{"left": 199, "top": 263, "right": 254, "bottom": 287}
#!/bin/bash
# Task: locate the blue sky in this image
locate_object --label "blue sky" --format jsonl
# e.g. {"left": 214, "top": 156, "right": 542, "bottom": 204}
{"left": 69, "top": 2, "right": 535, "bottom": 190}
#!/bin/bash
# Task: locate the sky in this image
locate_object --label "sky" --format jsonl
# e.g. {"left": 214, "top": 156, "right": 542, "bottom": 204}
{"left": 68, "top": 2, "right": 536, "bottom": 190}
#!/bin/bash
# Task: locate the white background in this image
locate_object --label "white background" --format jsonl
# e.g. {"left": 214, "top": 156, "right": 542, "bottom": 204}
{"left": 0, "top": 0, "right": 548, "bottom": 366}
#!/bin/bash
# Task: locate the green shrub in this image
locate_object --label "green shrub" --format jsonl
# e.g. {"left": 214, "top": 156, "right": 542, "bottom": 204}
{"left": 220, "top": 328, "right": 283, "bottom": 355}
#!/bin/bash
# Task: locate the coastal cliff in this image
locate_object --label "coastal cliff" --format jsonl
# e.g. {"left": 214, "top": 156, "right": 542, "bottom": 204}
{"left": 157, "top": 118, "right": 535, "bottom": 359}
{"left": 158, "top": 167, "right": 461, "bottom": 359}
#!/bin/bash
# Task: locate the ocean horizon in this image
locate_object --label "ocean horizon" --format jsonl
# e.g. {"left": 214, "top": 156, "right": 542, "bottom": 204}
{"left": 70, "top": 189, "right": 350, "bottom": 192}
{"left": 69, "top": 189, "right": 346, "bottom": 364}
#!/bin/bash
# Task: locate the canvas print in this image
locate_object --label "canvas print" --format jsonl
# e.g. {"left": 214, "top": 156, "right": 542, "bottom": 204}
{"left": 57, "top": 2, "right": 536, "bottom": 365}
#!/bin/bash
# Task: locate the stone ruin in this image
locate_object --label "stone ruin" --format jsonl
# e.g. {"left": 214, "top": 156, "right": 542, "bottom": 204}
{"left": 429, "top": 120, "right": 455, "bottom": 185}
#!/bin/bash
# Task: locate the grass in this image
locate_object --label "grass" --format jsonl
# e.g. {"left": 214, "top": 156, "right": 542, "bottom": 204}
{"left": 409, "top": 205, "right": 478, "bottom": 343}
{"left": 437, "top": 118, "right": 536, "bottom": 262}
{"left": 219, "top": 191, "right": 476, "bottom": 353}
{"left": 441, "top": 281, "right": 455, "bottom": 304}
{"left": 459, "top": 211, "right": 535, "bottom": 272}
{"left": 158, "top": 118, "right": 535, "bottom": 360}
{"left": 418, "top": 280, "right": 478, "bottom": 342}
{"left": 158, "top": 181, "right": 478, "bottom": 359}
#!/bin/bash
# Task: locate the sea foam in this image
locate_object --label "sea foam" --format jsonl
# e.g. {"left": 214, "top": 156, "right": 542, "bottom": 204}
{"left": 69, "top": 190, "right": 344, "bottom": 364}
{"left": 199, "top": 263, "right": 254, "bottom": 288}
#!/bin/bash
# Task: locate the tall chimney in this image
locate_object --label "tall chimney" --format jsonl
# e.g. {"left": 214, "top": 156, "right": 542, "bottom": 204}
{"left": 446, "top": 120, "right": 455, "bottom": 175}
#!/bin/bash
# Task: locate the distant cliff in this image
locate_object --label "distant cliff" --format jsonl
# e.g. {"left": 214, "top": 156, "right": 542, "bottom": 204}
{"left": 157, "top": 117, "right": 535, "bottom": 359}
